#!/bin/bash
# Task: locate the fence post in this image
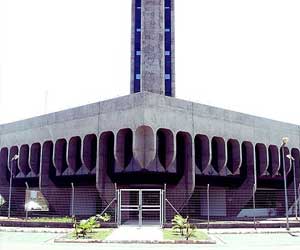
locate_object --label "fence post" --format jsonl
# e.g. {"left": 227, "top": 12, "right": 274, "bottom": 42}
{"left": 8, "top": 155, "right": 19, "bottom": 219}
{"left": 207, "top": 184, "right": 210, "bottom": 231}
{"left": 281, "top": 144, "right": 290, "bottom": 231}
{"left": 160, "top": 189, "right": 163, "bottom": 227}
{"left": 7, "top": 172, "right": 12, "bottom": 219}
{"left": 298, "top": 184, "right": 300, "bottom": 219}
{"left": 291, "top": 158, "right": 297, "bottom": 219}
{"left": 118, "top": 190, "right": 121, "bottom": 225}
{"left": 138, "top": 189, "right": 142, "bottom": 227}
{"left": 164, "top": 183, "right": 166, "bottom": 224}
{"left": 71, "top": 182, "right": 74, "bottom": 217}
{"left": 253, "top": 184, "right": 256, "bottom": 230}
{"left": 25, "top": 182, "right": 29, "bottom": 220}
{"left": 114, "top": 183, "right": 117, "bottom": 224}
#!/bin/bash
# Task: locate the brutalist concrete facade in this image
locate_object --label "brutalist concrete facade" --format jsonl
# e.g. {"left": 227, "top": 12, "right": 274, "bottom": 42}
{"left": 1, "top": 92, "right": 300, "bottom": 218}
{"left": 0, "top": 0, "right": 299, "bottom": 220}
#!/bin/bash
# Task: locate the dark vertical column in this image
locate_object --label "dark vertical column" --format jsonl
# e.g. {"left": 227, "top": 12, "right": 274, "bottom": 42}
{"left": 226, "top": 141, "right": 255, "bottom": 217}
{"left": 166, "top": 132, "right": 195, "bottom": 220}
{"left": 164, "top": 0, "right": 172, "bottom": 96}
{"left": 0, "top": 148, "right": 9, "bottom": 186}
{"left": 132, "top": 0, "right": 142, "bottom": 93}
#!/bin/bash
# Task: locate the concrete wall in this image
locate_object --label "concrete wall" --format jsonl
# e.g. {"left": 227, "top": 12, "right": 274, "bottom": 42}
{"left": 1, "top": 92, "right": 299, "bottom": 217}
{"left": 1, "top": 92, "right": 299, "bottom": 150}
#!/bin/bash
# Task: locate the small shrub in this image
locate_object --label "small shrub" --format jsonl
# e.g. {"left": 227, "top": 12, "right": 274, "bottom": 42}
{"left": 185, "top": 216, "right": 196, "bottom": 240}
{"left": 72, "top": 213, "right": 111, "bottom": 239}
{"left": 172, "top": 214, "right": 187, "bottom": 236}
{"left": 171, "top": 214, "right": 196, "bottom": 240}
{"left": 95, "top": 213, "right": 111, "bottom": 225}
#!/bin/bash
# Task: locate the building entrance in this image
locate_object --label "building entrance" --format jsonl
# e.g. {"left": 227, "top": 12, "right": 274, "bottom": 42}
{"left": 117, "top": 189, "right": 164, "bottom": 227}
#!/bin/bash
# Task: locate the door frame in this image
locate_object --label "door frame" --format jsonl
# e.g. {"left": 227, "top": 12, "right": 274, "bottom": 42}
{"left": 117, "top": 189, "right": 164, "bottom": 227}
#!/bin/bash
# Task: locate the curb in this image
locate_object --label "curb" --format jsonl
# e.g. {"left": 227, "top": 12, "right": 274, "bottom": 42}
{"left": 2, "top": 226, "right": 300, "bottom": 235}
{"left": 164, "top": 222, "right": 300, "bottom": 229}
{"left": 54, "top": 238, "right": 216, "bottom": 244}
{"left": 0, "top": 220, "right": 117, "bottom": 229}
{"left": 0, "top": 227, "right": 72, "bottom": 233}
{"left": 208, "top": 230, "right": 300, "bottom": 235}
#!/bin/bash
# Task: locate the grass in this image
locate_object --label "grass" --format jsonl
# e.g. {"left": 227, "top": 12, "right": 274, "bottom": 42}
{"left": 163, "top": 229, "right": 208, "bottom": 241}
{"left": 28, "top": 217, "right": 72, "bottom": 223}
{"left": 67, "top": 229, "right": 113, "bottom": 240}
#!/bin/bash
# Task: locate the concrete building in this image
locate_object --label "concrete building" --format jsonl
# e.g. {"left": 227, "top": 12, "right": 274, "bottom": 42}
{"left": 0, "top": 0, "right": 299, "bottom": 225}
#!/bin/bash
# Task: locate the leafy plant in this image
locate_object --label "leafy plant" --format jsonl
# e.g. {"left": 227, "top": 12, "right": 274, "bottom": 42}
{"left": 73, "top": 216, "right": 98, "bottom": 238}
{"left": 95, "top": 213, "right": 111, "bottom": 224}
{"left": 171, "top": 214, "right": 196, "bottom": 240}
{"left": 172, "top": 214, "right": 187, "bottom": 236}
{"left": 72, "top": 213, "right": 111, "bottom": 239}
{"left": 184, "top": 216, "right": 196, "bottom": 240}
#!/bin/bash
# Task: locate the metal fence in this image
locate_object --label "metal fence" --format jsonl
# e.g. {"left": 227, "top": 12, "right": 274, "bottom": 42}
{"left": 0, "top": 185, "right": 116, "bottom": 221}
{"left": 0, "top": 185, "right": 300, "bottom": 229}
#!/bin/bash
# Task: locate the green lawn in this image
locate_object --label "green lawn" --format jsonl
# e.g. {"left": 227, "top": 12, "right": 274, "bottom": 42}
{"left": 28, "top": 217, "right": 72, "bottom": 223}
{"left": 163, "top": 229, "right": 208, "bottom": 241}
{"left": 67, "top": 229, "right": 112, "bottom": 240}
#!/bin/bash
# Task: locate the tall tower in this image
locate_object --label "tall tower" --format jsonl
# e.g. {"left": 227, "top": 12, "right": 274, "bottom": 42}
{"left": 130, "top": 0, "right": 175, "bottom": 97}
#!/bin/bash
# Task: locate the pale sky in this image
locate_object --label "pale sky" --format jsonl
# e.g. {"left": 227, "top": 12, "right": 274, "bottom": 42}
{"left": 0, "top": 0, "right": 300, "bottom": 125}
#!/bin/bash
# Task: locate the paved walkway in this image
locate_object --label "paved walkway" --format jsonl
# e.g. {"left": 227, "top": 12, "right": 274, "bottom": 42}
{"left": 2, "top": 230, "right": 300, "bottom": 250}
{"left": 0, "top": 226, "right": 72, "bottom": 233}
{"left": 106, "top": 225, "right": 163, "bottom": 241}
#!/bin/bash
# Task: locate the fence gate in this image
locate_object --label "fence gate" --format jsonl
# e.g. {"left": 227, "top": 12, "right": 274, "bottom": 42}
{"left": 117, "top": 189, "right": 164, "bottom": 227}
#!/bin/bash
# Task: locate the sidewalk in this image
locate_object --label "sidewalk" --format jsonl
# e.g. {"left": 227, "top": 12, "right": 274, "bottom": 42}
{"left": 1, "top": 217, "right": 300, "bottom": 235}
{"left": 0, "top": 226, "right": 72, "bottom": 233}
{"left": 106, "top": 225, "right": 163, "bottom": 241}
{"left": 190, "top": 217, "right": 300, "bottom": 229}
{"left": 1, "top": 225, "right": 300, "bottom": 235}
{"left": 208, "top": 227, "right": 300, "bottom": 234}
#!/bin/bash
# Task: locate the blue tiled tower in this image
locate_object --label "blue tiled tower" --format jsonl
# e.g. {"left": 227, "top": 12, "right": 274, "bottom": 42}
{"left": 130, "top": 0, "right": 175, "bottom": 97}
